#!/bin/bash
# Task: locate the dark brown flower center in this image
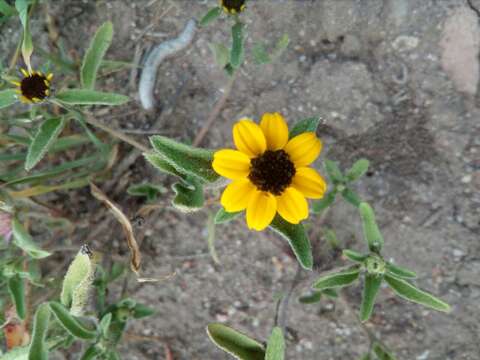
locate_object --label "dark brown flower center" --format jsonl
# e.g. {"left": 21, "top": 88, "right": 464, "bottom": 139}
{"left": 222, "top": 0, "right": 246, "bottom": 12}
{"left": 248, "top": 150, "right": 296, "bottom": 195}
{"left": 20, "top": 73, "right": 49, "bottom": 101}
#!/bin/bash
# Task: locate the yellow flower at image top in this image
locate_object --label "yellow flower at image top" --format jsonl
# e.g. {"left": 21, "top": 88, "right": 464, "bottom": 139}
{"left": 11, "top": 68, "right": 53, "bottom": 104}
{"left": 213, "top": 113, "right": 327, "bottom": 231}
{"left": 220, "top": 0, "right": 246, "bottom": 14}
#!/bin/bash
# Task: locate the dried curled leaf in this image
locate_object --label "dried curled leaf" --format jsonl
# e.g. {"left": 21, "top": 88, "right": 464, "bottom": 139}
{"left": 90, "top": 183, "right": 141, "bottom": 274}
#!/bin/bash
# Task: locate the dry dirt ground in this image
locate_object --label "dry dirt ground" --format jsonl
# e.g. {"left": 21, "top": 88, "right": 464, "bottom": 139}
{"left": 1, "top": 0, "right": 480, "bottom": 359}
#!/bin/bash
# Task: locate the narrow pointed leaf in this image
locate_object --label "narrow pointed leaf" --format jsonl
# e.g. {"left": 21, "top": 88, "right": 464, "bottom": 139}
{"left": 289, "top": 117, "right": 321, "bottom": 139}
{"left": 266, "top": 327, "right": 285, "bottom": 360}
{"left": 298, "top": 291, "right": 322, "bottom": 304}
{"left": 0, "top": 89, "right": 18, "bottom": 109}
{"left": 359, "top": 202, "right": 384, "bottom": 252}
{"left": 269, "top": 215, "right": 313, "bottom": 270}
{"left": 55, "top": 89, "right": 129, "bottom": 105}
{"left": 206, "top": 323, "right": 265, "bottom": 360}
{"left": 12, "top": 218, "right": 51, "bottom": 259}
{"left": 25, "top": 117, "right": 65, "bottom": 171}
{"left": 360, "top": 274, "right": 383, "bottom": 322}
{"left": 132, "top": 303, "right": 155, "bottom": 319}
{"left": 28, "top": 303, "right": 50, "bottom": 360}
{"left": 172, "top": 177, "right": 204, "bottom": 211}
{"left": 252, "top": 44, "right": 271, "bottom": 65}
{"left": 49, "top": 301, "right": 98, "bottom": 340}
{"left": 346, "top": 159, "right": 370, "bottom": 182}
{"left": 343, "top": 249, "right": 368, "bottom": 263}
{"left": 8, "top": 275, "right": 26, "bottom": 319}
{"left": 149, "top": 135, "right": 218, "bottom": 183}
{"left": 230, "top": 22, "right": 245, "bottom": 69}
{"left": 81, "top": 21, "right": 114, "bottom": 89}
{"left": 80, "top": 345, "right": 102, "bottom": 360}
{"left": 0, "top": 0, "right": 16, "bottom": 16}
{"left": 214, "top": 207, "right": 241, "bottom": 224}
{"left": 341, "top": 188, "right": 361, "bottom": 207}
{"left": 200, "top": 7, "right": 221, "bottom": 27}
{"left": 312, "top": 190, "right": 336, "bottom": 213}
{"left": 312, "top": 266, "right": 360, "bottom": 290}
{"left": 372, "top": 342, "right": 397, "bottom": 360}
{"left": 272, "top": 33, "right": 290, "bottom": 59}
{"left": 384, "top": 274, "right": 450, "bottom": 312}
{"left": 143, "top": 152, "right": 185, "bottom": 179}
{"left": 324, "top": 159, "right": 344, "bottom": 183}
{"left": 386, "top": 263, "right": 417, "bottom": 279}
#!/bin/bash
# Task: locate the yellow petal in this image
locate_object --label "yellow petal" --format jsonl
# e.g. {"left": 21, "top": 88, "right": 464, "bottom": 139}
{"left": 47, "top": 73, "right": 53, "bottom": 81}
{"left": 20, "top": 68, "right": 29, "bottom": 77}
{"left": 221, "top": 179, "right": 256, "bottom": 212}
{"left": 246, "top": 191, "right": 277, "bottom": 231}
{"left": 10, "top": 81, "right": 21, "bottom": 86}
{"left": 276, "top": 187, "right": 308, "bottom": 224}
{"left": 212, "top": 149, "right": 251, "bottom": 180}
{"left": 233, "top": 119, "right": 267, "bottom": 157}
{"left": 292, "top": 167, "right": 327, "bottom": 199}
{"left": 260, "top": 112, "right": 289, "bottom": 150}
{"left": 284, "top": 132, "right": 322, "bottom": 167}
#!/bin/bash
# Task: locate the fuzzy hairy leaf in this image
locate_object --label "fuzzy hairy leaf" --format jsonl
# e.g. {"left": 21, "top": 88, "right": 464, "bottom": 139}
{"left": 214, "top": 207, "right": 242, "bottom": 224}
{"left": 200, "top": 6, "right": 221, "bottom": 27}
{"left": 25, "top": 117, "right": 65, "bottom": 171}
{"left": 360, "top": 274, "right": 383, "bottom": 322}
{"left": 312, "top": 190, "right": 336, "bottom": 213}
{"left": 55, "top": 89, "right": 129, "bottom": 105}
{"left": 143, "top": 152, "right": 185, "bottom": 179}
{"left": 343, "top": 249, "right": 368, "bottom": 263}
{"left": 346, "top": 158, "right": 370, "bottom": 182}
{"left": 266, "top": 327, "right": 285, "bottom": 360}
{"left": 324, "top": 159, "right": 344, "bottom": 184}
{"left": 81, "top": 21, "right": 113, "bottom": 89}
{"left": 206, "top": 323, "right": 265, "bottom": 360}
{"left": 149, "top": 135, "right": 218, "bottom": 183}
{"left": 384, "top": 275, "right": 450, "bottom": 312}
{"left": 210, "top": 43, "right": 230, "bottom": 68}
{"left": 12, "top": 218, "right": 51, "bottom": 259}
{"left": 341, "top": 188, "right": 361, "bottom": 207}
{"left": 289, "top": 117, "right": 321, "bottom": 139}
{"left": 359, "top": 202, "right": 384, "bottom": 252}
{"left": 386, "top": 263, "right": 417, "bottom": 279}
{"left": 269, "top": 215, "right": 313, "bottom": 270}
{"left": 49, "top": 301, "right": 98, "bottom": 340}
{"left": 312, "top": 266, "right": 361, "bottom": 291}
{"left": 28, "top": 303, "right": 50, "bottom": 360}
{"left": 171, "top": 177, "right": 204, "bottom": 212}
{"left": 0, "top": 89, "right": 18, "bottom": 109}
{"left": 230, "top": 22, "right": 245, "bottom": 69}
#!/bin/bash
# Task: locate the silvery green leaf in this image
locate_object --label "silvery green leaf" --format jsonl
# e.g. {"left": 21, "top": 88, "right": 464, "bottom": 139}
{"left": 312, "top": 190, "right": 336, "bottom": 213}
{"left": 359, "top": 202, "right": 384, "bottom": 252}
{"left": 345, "top": 158, "right": 370, "bottom": 182}
{"left": 386, "top": 263, "right": 417, "bottom": 279}
{"left": 230, "top": 22, "right": 245, "bottom": 69}
{"left": 55, "top": 89, "right": 129, "bottom": 105}
{"left": 200, "top": 7, "right": 222, "bottom": 27}
{"left": 12, "top": 218, "right": 51, "bottom": 259}
{"left": 341, "top": 187, "right": 361, "bottom": 207}
{"left": 172, "top": 177, "right": 204, "bottom": 212}
{"left": 28, "top": 303, "right": 50, "bottom": 360}
{"left": 324, "top": 159, "right": 344, "bottom": 184}
{"left": 0, "top": 89, "right": 18, "bottom": 109}
{"left": 343, "top": 249, "right": 368, "bottom": 263}
{"left": 312, "top": 266, "right": 361, "bottom": 290}
{"left": 360, "top": 274, "right": 383, "bottom": 322}
{"left": 49, "top": 301, "right": 98, "bottom": 340}
{"left": 266, "top": 327, "right": 285, "bottom": 360}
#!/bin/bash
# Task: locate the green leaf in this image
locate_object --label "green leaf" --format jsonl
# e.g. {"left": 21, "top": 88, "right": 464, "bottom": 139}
{"left": 272, "top": 33, "right": 290, "bottom": 59}
{"left": 342, "top": 249, "right": 368, "bottom": 263}
{"left": 324, "top": 159, "right": 344, "bottom": 183}
{"left": 25, "top": 117, "right": 65, "bottom": 171}
{"left": 12, "top": 218, "right": 51, "bottom": 259}
{"left": 384, "top": 275, "right": 450, "bottom": 312}
{"left": 269, "top": 215, "right": 313, "bottom": 270}
{"left": 341, "top": 187, "right": 362, "bottom": 207}
{"left": 16, "top": 0, "right": 33, "bottom": 69}
{"left": 386, "top": 263, "right": 417, "bottom": 279}
{"left": 312, "top": 190, "right": 336, "bottom": 213}
{"left": 360, "top": 274, "right": 383, "bottom": 322}
{"left": 8, "top": 275, "right": 26, "bottom": 319}
{"left": 0, "top": 0, "right": 17, "bottom": 16}
{"left": 200, "top": 6, "right": 222, "bottom": 27}
{"left": 324, "top": 228, "right": 339, "bottom": 249}
{"left": 49, "top": 301, "right": 98, "bottom": 340}
{"left": 99, "top": 313, "right": 112, "bottom": 338}
{"left": 207, "top": 212, "right": 220, "bottom": 264}
{"left": 149, "top": 135, "right": 218, "bottom": 183}
{"left": 172, "top": 177, "right": 205, "bottom": 212}
{"left": 80, "top": 345, "right": 102, "bottom": 360}
{"left": 345, "top": 158, "right": 370, "bottom": 182}
{"left": 266, "top": 327, "right": 285, "bottom": 360}
{"left": 28, "top": 303, "right": 50, "bottom": 360}
{"left": 214, "top": 207, "right": 241, "bottom": 224}
{"left": 252, "top": 43, "right": 271, "bottom": 65}
{"left": 209, "top": 43, "right": 230, "bottom": 68}
{"left": 0, "top": 89, "right": 18, "bottom": 109}
{"left": 312, "top": 266, "right": 361, "bottom": 290}
{"left": 206, "top": 323, "right": 265, "bottom": 360}
{"left": 298, "top": 291, "right": 322, "bottom": 304}
{"left": 143, "top": 152, "right": 185, "bottom": 179}
{"left": 289, "top": 117, "right": 321, "bottom": 139}
{"left": 81, "top": 21, "right": 114, "bottom": 89}
{"left": 61, "top": 245, "right": 95, "bottom": 316}
{"left": 132, "top": 303, "right": 155, "bottom": 319}
{"left": 127, "top": 183, "right": 165, "bottom": 202}
{"left": 359, "top": 202, "right": 384, "bottom": 252}
{"left": 230, "top": 22, "right": 245, "bottom": 69}
{"left": 55, "top": 89, "right": 129, "bottom": 105}
{"left": 372, "top": 342, "right": 397, "bottom": 360}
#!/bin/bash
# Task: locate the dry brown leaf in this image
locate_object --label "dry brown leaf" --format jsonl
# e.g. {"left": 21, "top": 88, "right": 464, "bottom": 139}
{"left": 90, "top": 183, "right": 141, "bottom": 274}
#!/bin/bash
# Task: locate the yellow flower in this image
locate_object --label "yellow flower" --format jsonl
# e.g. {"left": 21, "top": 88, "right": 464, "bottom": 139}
{"left": 220, "top": 0, "right": 246, "bottom": 14}
{"left": 212, "top": 113, "right": 327, "bottom": 231}
{"left": 11, "top": 68, "right": 53, "bottom": 104}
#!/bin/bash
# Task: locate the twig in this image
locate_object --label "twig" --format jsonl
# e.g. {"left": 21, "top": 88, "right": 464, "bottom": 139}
{"left": 193, "top": 74, "right": 237, "bottom": 147}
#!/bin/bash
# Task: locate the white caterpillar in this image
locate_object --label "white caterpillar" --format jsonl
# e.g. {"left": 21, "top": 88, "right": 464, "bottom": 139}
{"left": 139, "top": 19, "right": 197, "bottom": 111}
